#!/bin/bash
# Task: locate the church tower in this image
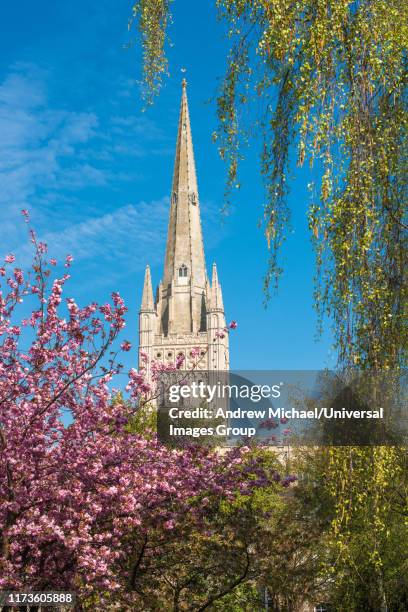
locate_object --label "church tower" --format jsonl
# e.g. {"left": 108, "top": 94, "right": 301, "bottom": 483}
{"left": 139, "top": 79, "right": 229, "bottom": 377}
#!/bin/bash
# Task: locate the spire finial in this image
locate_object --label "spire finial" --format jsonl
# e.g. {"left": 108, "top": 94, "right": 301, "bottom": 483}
{"left": 181, "top": 67, "right": 187, "bottom": 90}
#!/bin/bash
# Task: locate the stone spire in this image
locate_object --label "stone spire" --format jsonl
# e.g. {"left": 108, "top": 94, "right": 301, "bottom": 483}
{"left": 162, "top": 79, "right": 207, "bottom": 288}
{"left": 210, "top": 263, "right": 224, "bottom": 311}
{"left": 140, "top": 265, "right": 154, "bottom": 312}
{"left": 138, "top": 78, "right": 229, "bottom": 381}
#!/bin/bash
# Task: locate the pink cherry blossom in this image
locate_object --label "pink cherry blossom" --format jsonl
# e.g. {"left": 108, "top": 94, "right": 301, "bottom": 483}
{"left": 0, "top": 221, "right": 294, "bottom": 604}
{"left": 64, "top": 254, "right": 74, "bottom": 267}
{"left": 260, "top": 418, "right": 278, "bottom": 430}
{"left": 175, "top": 352, "right": 185, "bottom": 368}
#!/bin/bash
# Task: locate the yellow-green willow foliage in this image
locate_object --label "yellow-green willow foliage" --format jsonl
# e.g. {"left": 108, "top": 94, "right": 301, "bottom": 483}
{"left": 131, "top": 0, "right": 407, "bottom": 370}
{"left": 129, "top": 0, "right": 171, "bottom": 105}
{"left": 217, "top": 0, "right": 407, "bottom": 370}
{"left": 325, "top": 446, "right": 408, "bottom": 610}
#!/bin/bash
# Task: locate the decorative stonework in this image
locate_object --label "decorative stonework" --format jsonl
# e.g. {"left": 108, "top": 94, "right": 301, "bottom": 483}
{"left": 138, "top": 80, "right": 229, "bottom": 381}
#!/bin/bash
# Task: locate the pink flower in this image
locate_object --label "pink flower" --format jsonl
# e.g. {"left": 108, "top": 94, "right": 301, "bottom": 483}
{"left": 14, "top": 269, "right": 24, "bottom": 284}
{"left": 280, "top": 416, "right": 289, "bottom": 424}
{"left": 21, "top": 209, "right": 29, "bottom": 221}
{"left": 164, "top": 519, "right": 175, "bottom": 530}
{"left": 121, "top": 341, "right": 132, "bottom": 352}
{"left": 229, "top": 320, "right": 238, "bottom": 329}
{"left": 260, "top": 418, "right": 278, "bottom": 430}
{"left": 175, "top": 353, "right": 185, "bottom": 369}
{"left": 190, "top": 346, "right": 201, "bottom": 358}
{"left": 5, "top": 254, "right": 15, "bottom": 264}
{"left": 49, "top": 258, "right": 57, "bottom": 266}
{"left": 65, "top": 254, "right": 74, "bottom": 268}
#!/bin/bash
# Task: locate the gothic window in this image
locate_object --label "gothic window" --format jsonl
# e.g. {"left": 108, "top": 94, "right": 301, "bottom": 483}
{"left": 189, "top": 192, "right": 197, "bottom": 205}
{"left": 172, "top": 192, "right": 178, "bottom": 205}
{"left": 179, "top": 264, "right": 188, "bottom": 278}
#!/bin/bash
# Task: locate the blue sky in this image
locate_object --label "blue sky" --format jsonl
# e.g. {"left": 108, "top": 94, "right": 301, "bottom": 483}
{"left": 1, "top": 0, "right": 335, "bottom": 373}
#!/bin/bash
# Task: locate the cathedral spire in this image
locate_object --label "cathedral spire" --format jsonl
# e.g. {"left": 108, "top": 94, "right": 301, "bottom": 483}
{"left": 140, "top": 265, "right": 154, "bottom": 312}
{"left": 139, "top": 78, "right": 229, "bottom": 378}
{"left": 162, "top": 79, "right": 206, "bottom": 289}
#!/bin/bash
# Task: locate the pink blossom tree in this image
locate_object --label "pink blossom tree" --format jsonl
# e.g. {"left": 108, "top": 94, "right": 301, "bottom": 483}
{"left": 0, "top": 218, "right": 293, "bottom": 608}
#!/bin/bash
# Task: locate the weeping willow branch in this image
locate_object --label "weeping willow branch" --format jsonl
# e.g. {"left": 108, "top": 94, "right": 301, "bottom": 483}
{"left": 130, "top": 0, "right": 173, "bottom": 105}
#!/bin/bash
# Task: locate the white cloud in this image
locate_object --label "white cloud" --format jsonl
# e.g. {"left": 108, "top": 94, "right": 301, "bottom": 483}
{"left": 0, "top": 64, "right": 101, "bottom": 246}
{"left": 35, "top": 198, "right": 169, "bottom": 270}
{"left": 0, "top": 63, "right": 46, "bottom": 109}
{"left": 0, "top": 64, "right": 167, "bottom": 250}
